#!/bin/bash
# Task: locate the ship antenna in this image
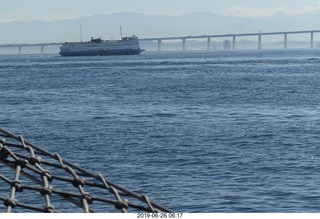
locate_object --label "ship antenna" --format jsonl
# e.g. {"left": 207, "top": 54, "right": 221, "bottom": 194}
{"left": 120, "top": 26, "right": 123, "bottom": 39}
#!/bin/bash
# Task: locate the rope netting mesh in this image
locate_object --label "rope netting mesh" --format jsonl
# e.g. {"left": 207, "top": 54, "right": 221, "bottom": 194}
{"left": 0, "top": 128, "right": 172, "bottom": 213}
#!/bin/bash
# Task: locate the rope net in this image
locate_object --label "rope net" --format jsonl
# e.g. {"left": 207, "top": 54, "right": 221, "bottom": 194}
{"left": 0, "top": 128, "right": 172, "bottom": 213}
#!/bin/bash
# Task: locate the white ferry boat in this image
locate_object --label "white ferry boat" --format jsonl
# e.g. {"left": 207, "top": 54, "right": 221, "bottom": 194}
{"left": 59, "top": 35, "right": 144, "bottom": 56}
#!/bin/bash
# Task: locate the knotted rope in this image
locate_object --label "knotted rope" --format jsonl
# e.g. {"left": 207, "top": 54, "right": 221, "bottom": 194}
{"left": 0, "top": 128, "right": 172, "bottom": 213}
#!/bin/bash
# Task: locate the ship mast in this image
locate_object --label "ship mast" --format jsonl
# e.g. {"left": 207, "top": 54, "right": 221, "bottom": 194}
{"left": 120, "top": 26, "right": 123, "bottom": 39}
{"left": 80, "top": 25, "right": 83, "bottom": 42}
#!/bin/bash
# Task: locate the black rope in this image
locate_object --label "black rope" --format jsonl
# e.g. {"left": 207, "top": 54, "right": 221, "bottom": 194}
{"left": 0, "top": 128, "right": 172, "bottom": 213}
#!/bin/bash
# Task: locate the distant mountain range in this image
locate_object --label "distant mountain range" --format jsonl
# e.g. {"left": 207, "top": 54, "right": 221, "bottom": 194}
{"left": 1, "top": 12, "right": 320, "bottom": 44}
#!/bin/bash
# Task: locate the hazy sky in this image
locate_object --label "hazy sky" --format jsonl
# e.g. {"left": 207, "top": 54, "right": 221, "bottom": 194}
{"left": 1, "top": 0, "right": 320, "bottom": 22}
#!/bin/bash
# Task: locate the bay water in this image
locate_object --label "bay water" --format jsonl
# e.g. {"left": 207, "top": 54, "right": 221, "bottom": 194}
{"left": 1, "top": 49, "right": 320, "bottom": 212}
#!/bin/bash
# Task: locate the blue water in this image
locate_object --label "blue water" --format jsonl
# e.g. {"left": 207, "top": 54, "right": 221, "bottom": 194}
{"left": 1, "top": 49, "right": 320, "bottom": 212}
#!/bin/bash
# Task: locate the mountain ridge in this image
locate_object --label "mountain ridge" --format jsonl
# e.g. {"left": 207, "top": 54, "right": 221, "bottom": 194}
{"left": 0, "top": 12, "right": 319, "bottom": 44}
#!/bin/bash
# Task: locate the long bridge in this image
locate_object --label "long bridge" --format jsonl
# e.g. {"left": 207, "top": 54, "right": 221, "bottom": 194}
{"left": 0, "top": 29, "right": 319, "bottom": 53}
{"left": 140, "top": 29, "right": 320, "bottom": 51}
{"left": 0, "top": 42, "right": 62, "bottom": 54}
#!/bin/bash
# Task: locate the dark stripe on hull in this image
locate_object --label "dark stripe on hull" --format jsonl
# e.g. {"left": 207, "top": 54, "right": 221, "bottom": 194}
{"left": 59, "top": 49, "right": 143, "bottom": 57}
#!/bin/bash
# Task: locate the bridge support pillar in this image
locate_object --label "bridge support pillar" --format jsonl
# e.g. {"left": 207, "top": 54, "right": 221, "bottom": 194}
{"left": 284, "top": 33, "right": 288, "bottom": 49}
{"left": 207, "top": 37, "right": 211, "bottom": 50}
{"left": 40, "top": 45, "right": 44, "bottom": 53}
{"left": 182, "top": 38, "right": 186, "bottom": 51}
{"left": 157, "top": 40, "right": 162, "bottom": 52}
{"left": 311, "top": 32, "right": 314, "bottom": 48}
{"left": 18, "top": 46, "right": 22, "bottom": 54}
{"left": 232, "top": 36, "right": 236, "bottom": 50}
{"left": 258, "top": 34, "right": 262, "bottom": 50}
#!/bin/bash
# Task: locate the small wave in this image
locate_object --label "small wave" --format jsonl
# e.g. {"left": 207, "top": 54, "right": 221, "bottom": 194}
{"left": 307, "top": 58, "right": 320, "bottom": 61}
{"left": 153, "top": 112, "right": 177, "bottom": 118}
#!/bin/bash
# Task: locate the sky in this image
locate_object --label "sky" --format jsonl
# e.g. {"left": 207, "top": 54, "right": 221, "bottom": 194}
{"left": 1, "top": 0, "right": 320, "bottom": 22}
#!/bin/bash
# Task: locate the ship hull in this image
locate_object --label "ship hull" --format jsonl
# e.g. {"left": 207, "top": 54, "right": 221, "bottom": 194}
{"left": 59, "top": 49, "right": 143, "bottom": 57}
